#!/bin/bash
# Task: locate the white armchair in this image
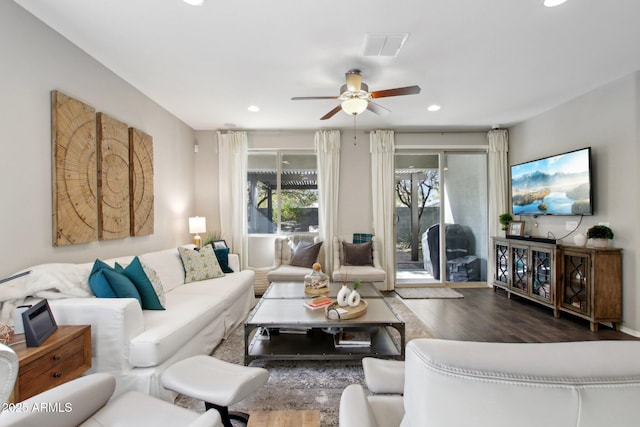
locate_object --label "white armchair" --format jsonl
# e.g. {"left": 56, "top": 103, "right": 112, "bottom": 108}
{"left": 0, "top": 343, "right": 221, "bottom": 427}
{"left": 332, "top": 236, "right": 386, "bottom": 288}
{"left": 265, "top": 234, "right": 321, "bottom": 283}
{"left": 340, "top": 338, "right": 640, "bottom": 427}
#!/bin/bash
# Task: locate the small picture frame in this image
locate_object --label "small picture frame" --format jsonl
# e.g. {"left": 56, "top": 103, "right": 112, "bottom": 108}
{"left": 22, "top": 299, "right": 58, "bottom": 347}
{"left": 508, "top": 221, "right": 525, "bottom": 237}
{"left": 212, "top": 239, "right": 228, "bottom": 249}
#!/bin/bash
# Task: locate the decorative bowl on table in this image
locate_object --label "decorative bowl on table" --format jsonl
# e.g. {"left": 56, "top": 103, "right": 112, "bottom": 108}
{"left": 325, "top": 300, "right": 367, "bottom": 320}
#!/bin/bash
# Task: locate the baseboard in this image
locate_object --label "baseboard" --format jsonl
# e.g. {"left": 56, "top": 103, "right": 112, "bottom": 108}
{"left": 620, "top": 325, "right": 640, "bottom": 337}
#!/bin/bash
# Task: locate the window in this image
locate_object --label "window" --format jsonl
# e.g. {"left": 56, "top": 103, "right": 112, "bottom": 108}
{"left": 247, "top": 152, "right": 318, "bottom": 234}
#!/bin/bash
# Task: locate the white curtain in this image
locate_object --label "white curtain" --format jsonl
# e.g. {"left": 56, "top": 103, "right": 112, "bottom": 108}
{"left": 315, "top": 130, "right": 341, "bottom": 275}
{"left": 370, "top": 130, "right": 395, "bottom": 290}
{"left": 487, "top": 129, "right": 509, "bottom": 283}
{"left": 217, "top": 131, "right": 248, "bottom": 269}
{"left": 487, "top": 128, "right": 509, "bottom": 237}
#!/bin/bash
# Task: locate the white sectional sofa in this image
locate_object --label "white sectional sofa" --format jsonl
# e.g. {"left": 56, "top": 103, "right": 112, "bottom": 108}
{"left": 16, "top": 246, "right": 255, "bottom": 401}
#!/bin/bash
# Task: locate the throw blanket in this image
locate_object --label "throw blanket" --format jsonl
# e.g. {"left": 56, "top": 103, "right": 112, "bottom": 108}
{"left": 0, "top": 263, "right": 93, "bottom": 325}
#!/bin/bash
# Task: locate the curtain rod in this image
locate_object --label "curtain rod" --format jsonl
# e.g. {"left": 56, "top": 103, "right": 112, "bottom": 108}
{"left": 218, "top": 129, "right": 342, "bottom": 135}
{"left": 365, "top": 130, "right": 490, "bottom": 134}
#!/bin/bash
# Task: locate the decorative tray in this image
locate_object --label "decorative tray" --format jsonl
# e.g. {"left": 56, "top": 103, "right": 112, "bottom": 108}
{"left": 325, "top": 300, "right": 367, "bottom": 320}
{"left": 305, "top": 286, "right": 329, "bottom": 295}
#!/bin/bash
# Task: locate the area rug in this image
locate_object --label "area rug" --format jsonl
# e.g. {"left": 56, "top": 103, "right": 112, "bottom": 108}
{"left": 174, "top": 297, "right": 434, "bottom": 427}
{"left": 394, "top": 287, "right": 464, "bottom": 299}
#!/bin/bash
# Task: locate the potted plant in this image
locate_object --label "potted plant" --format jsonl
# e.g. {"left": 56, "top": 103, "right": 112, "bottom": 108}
{"left": 586, "top": 225, "right": 614, "bottom": 248}
{"left": 499, "top": 213, "right": 513, "bottom": 236}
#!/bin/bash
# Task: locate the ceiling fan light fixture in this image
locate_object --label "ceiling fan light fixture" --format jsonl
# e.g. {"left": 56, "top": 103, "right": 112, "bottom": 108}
{"left": 183, "top": 0, "right": 206, "bottom": 5}
{"left": 341, "top": 98, "right": 368, "bottom": 115}
{"left": 345, "top": 69, "right": 362, "bottom": 92}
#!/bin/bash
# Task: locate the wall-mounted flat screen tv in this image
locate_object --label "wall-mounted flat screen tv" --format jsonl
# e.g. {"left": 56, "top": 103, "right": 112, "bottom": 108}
{"left": 511, "top": 147, "right": 593, "bottom": 216}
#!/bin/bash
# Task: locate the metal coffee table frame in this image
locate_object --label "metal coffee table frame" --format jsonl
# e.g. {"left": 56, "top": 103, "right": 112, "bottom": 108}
{"left": 244, "top": 282, "right": 405, "bottom": 365}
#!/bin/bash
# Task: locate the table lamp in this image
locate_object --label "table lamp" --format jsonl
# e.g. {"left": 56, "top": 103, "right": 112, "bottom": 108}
{"left": 188, "top": 216, "right": 206, "bottom": 248}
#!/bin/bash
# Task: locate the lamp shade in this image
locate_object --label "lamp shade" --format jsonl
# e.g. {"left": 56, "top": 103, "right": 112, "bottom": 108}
{"left": 341, "top": 98, "right": 368, "bottom": 115}
{"left": 188, "top": 216, "right": 206, "bottom": 234}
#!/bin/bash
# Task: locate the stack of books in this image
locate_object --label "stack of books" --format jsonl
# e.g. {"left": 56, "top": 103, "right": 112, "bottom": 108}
{"left": 334, "top": 329, "right": 371, "bottom": 348}
{"left": 303, "top": 296, "right": 332, "bottom": 310}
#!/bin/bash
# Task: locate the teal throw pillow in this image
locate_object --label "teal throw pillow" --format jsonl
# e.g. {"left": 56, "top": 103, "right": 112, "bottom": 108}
{"left": 214, "top": 247, "right": 234, "bottom": 273}
{"left": 101, "top": 269, "right": 142, "bottom": 306}
{"left": 178, "top": 244, "right": 225, "bottom": 283}
{"left": 88, "top": 259, "right": 117, "bottom": 298}
{"left": 115, "top": 257, "right": 165, "bottom": 310}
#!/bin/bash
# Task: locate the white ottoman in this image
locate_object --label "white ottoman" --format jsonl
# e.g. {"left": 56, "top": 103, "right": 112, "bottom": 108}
{"left": 162, "top": 355, "right": 269, "bottom": 427}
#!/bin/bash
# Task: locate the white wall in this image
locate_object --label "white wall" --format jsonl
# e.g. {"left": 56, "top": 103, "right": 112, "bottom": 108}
{"left": 509, "top": 72, "right": 640, "bottom": 333}
{"left": 194, "top": 131, "right": 219, "bottom": 238}
{"left": 0, "top": 2, "right": 196, "bottom": 278}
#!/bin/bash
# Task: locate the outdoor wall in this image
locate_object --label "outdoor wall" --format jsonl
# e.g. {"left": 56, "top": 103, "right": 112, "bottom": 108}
{"left": 0, "top": 2, "right": 196, "bottom": 278}
{"left": 509, "top": 72, "right": 640, "bottom": 334}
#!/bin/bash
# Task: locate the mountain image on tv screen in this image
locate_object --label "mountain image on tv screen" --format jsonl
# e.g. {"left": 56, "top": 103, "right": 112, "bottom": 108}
{"left": 511, "top": 148, "right": 592, "bottom": 215}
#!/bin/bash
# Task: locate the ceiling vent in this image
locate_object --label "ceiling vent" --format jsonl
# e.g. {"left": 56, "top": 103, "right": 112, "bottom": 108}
{"left": 363, "top": 33, "right": 409, "bottom": 57}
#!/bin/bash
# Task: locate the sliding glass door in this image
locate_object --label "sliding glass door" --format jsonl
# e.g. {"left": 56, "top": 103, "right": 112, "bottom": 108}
{"left": 395, "top": 153, "right": 441, "bottom": 284}
{"left": 395, "top": 150, "right": 487, "bottom": 285}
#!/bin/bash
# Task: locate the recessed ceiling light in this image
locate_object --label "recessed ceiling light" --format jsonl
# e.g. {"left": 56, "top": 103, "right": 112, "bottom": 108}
{"left": 543, "top": 0, "right": 567, "bottom": 7}
{"left": 248, "top": 105, "right": 260, "bottom": 112}
{"left": 183, "top": 0, "right": 206, "bottom": 6}
{"left": 427, "top": 105, "right": 441, "bottom": 112}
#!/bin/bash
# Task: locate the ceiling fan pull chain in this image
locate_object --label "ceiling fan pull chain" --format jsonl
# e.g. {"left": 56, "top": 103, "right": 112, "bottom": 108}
{"left": 353, "top": 114, "right": 357, "bottom": 146}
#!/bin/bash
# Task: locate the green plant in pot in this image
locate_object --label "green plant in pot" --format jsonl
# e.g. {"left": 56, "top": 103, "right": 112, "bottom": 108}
{"left": 586, "top": 225, "right": 614, "bottom": 248}
{"left": 499, "top": 213, "right": 513, "bottom": 231}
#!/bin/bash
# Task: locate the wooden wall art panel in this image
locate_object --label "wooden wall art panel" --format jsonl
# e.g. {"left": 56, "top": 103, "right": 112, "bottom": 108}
{"left": 97, "top": 113, "right": 130, "bottom": 240}
{"left": 129, "top": 128, "right": 154, "bottom": 236}
{"left": 51, "top": 91, "right": 98, "bottom": 246}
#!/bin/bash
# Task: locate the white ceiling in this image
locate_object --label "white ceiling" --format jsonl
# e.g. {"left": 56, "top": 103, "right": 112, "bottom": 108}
{"left": 14, "top": 0, "right": 640, "bottom": 131}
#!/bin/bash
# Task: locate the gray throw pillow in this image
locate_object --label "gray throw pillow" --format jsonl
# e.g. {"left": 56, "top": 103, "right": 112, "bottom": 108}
{"left": 343, "top": 241, "right": 373, "bottom": 266}
{"left": 289, "top": 241, "right": 322, "bottom": 268}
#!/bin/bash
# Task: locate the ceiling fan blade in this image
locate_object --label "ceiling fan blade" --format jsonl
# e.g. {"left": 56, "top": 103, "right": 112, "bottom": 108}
{"left": 367, "top": 101, "right": 391, "bottom": 115}
{"left": 291, "top": 96, "right": 338, "bottom": 100}
{"left": 345, "top": 70, "right": 362, "bottom": 92}
{"left": 320, "top": 105, "right": 342, "bottom": 120}
{"left": 370, "top": 85, "right": 421, "bottom": 99}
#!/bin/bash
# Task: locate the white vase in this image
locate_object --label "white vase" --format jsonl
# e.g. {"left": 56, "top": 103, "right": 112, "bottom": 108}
{"left": 573, "top": 233, "right": 587, "bottom": 246}
{"left": 348, "top": 290, "right": 361, "bottom": 307}
{"left": 337, "top": 285, "right": 351, "bottom": 307}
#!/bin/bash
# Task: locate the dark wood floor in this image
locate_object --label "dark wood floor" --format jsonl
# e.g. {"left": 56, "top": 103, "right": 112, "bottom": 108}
{"left": 394, "top": 287, "right": 637, "bottom": 342}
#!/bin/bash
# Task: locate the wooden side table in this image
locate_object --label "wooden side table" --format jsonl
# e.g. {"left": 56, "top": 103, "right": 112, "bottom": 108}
{"left": 9, "top": 325, "right": 91, "bottom": 402}
{"left": 247, "top": 410, "right": 320, "bottom": 427}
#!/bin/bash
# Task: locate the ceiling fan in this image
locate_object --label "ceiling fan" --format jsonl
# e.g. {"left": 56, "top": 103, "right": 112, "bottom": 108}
{"left": 291, "top": 69, "right": 421, "bottom": 120}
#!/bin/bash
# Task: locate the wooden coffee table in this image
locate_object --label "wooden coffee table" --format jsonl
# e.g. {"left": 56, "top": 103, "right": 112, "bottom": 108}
{"left": 244, "top": 282, "right": 405, "bottom": 365}
{"left": 247, "top": 410, "right": 320, "bottom": 427}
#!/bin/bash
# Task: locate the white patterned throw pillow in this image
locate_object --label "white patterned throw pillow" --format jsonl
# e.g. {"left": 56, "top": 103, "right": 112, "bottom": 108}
{"left": 141, "top": 261, "right": 166, "bottom": 307}
{"left": 178, "top": 244, "right": 225, "bottom": 283}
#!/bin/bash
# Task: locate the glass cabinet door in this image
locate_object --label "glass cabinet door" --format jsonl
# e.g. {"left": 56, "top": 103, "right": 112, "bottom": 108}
{"left": 495, "top": 242, "right": 509, "bottom": 286}
{"left": 510, "top": 246, "right": 528, "bottom": 294}
{"left": 561, "top": 253, "right": 590, "bottom": 314}
{"left": 530, "top": 248, "right": 552, "bottom": 303}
